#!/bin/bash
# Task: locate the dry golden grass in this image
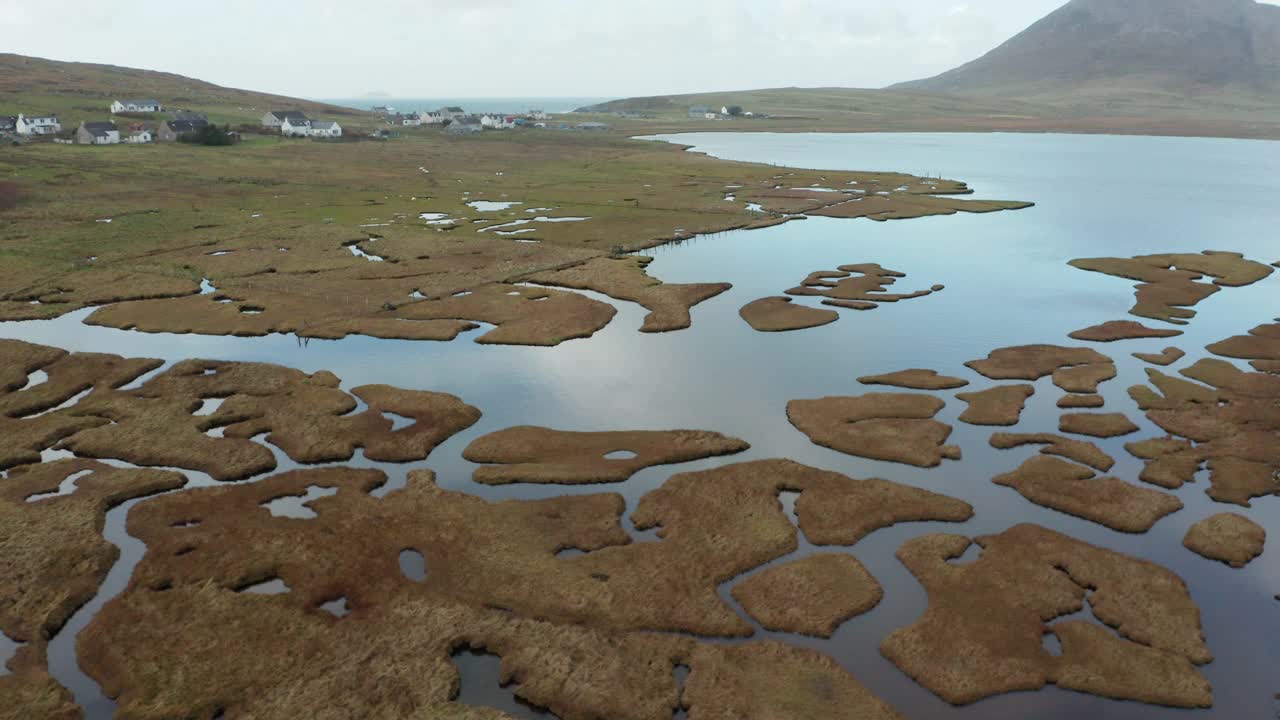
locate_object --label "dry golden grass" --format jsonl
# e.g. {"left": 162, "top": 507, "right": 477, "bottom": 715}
{"left": 731, "top": 554, "right": 883, "bottom": 638}
{"left": 1126, "top": 354, "right": 1280, "bottom": 507}
{"left": 989, "top": 433, "right": 1116, "bottom": 472}
{"left": 882, "top": 524, "right": 1212, "bottom": 708}
{"left": 462, "top": 426, "right": 749, "bottom": 485}
{"left": 1069, "top": 252, "right": 1274, "bottom": 325}
{"left": 75, "top": 459, "right": 971, "bottom": 718}
{"left": 0, "top": 130, "right": 1029, "bottom": 342}
{"left": 1183, "top": 513, "right": 1266, "bottom": 568}
{"left": 992, "top": 456, "right": 1182, "bottom": 533}
{"left": 739, "top": 296, "right": 840, "bottom": 332}
{"left": 956, "top": 385, "right": 1035, "bottom": 427}
{"left": 787, "top": 394, "right": 961, "bottom": 468}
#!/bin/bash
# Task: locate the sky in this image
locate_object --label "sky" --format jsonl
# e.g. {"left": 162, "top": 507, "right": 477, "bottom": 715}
{"left": 0, "top": 0, "right": 1274, "bottom": 99}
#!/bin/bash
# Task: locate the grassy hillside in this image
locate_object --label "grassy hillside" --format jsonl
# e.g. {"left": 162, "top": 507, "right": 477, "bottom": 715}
{"left": 0, "top": 54, "right": 377, "bottom": 130}
{"left": 581, "top": 0, "right": 1280, "bottom": 141}
{"left": 577, "top": 86, "right": 1280, "bottom": 140}
{"left": 894, "top": 0, "right": 1280, "bottom": 103}
{"left": 580, "top": 87, "right": 1063, "bottom": 121}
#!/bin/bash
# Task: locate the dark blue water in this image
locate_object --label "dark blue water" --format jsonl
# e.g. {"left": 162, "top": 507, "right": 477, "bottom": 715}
{"left": 4, "top": 132, "right": 1278, "bottom": 719}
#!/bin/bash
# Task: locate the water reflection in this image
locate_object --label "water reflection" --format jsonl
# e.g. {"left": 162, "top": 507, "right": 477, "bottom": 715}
{"left": 3, "top": 132, "right": 1279, "bottom": 718}
{"left": 452, "top": 649, "right": 558, "bottom": 719}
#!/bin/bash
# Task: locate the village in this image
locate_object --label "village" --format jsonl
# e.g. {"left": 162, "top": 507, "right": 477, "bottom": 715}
{"left": 1, "top": 100, "right": 600, "bottom": 147}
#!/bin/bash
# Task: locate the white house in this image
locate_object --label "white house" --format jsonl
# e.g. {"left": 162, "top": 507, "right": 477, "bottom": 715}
{"left": 528, "top": 109, "right": 549, "bottom": 121}
{"left": 308, "top": 121, "right": 342, "bottom": 138}
{"left": 15, "top": 114, "right": 61, "bottom": 135}
{"left": 110, "top": 99, "right": 162, "bottom": 114}
{"left": 720, "top": 106, "right": 730, "bottom": 115}
{"left": 438, "top": 106, "right": 466, "bottom": 121}
{"left": 420, "top": 111, "right": 445, "bottom": 125}
{"left": 394, "top": 113, "right": 422, "bottom": 127}
{"left": 280, "top": 116, "right": 313, "bottom": 137}
{"left": 76, "top": 121, "right": 121, "bottom": 145}
{"left": 480, "top": 114, "right": 515, "bottom": 130}
{"left": 126, "top": 130, "right": 153, "bottom": 144}
{"left": 263, "top": 110, "right": 309, "bottom": 130}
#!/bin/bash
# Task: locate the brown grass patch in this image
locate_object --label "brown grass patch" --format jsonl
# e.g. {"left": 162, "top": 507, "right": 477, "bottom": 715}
{"left": 881, "top": 524, "right": 1212, "bottom": 708}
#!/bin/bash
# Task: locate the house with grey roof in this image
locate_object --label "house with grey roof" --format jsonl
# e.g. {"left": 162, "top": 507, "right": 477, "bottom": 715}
{"left": 308, "top": 120, "right": 342, "bottom": 138}
{"left": 15, "top": 114, "right": 61, "bottom": 135}
{"left": 111, "top": 99, "right": 163, "bottom": 114}
{"left": 159, "top": 118, "right": 208, "bottom": 142}
{"left": 262, "top": 110, "right": 310, "bottom": 130}
{"left": 0, "top": 116, "right": 16, "bottom": 133}
{"left": 76, "top": 121, "right": 120, "bottom": 145}
{"left": 280, "top": 115, "right": 313, "bottom": 137}
{"left": 446, "top": 116, "right": 482, "bottom": 135}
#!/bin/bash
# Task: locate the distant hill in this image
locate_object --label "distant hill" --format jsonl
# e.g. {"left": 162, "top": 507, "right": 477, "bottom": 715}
{"left": 892, "top": 0, "right": 1280, "bottom": 107}
{"left": 577, "top": 87, "right": 1048, "bottom": 122}
{"left": 0, "top": 54, "right": 374, "bottom": 128}
{"left": 579, "top": 0, "right": 1280, "bottom": 140}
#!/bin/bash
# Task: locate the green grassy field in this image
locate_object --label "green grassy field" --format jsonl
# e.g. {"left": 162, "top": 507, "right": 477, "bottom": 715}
{"left": 0, "top": 54, "right": 378, "bottom": 130}
{"left": 0, "top": 51, "right": 1039, "bottom": 342}
{"left": 0, "top": 118, "right": 1025, "bottom": 342}
{"left": 579, "top": 86, "right": 1280, "bottom": 140}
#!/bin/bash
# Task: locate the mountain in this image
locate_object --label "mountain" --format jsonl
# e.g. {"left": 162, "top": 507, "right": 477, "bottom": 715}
{"left": 0, "top": 54, "right": 374, "bottom": 128}
{"left": 893, "top": 0, "right": 1280, "bottom": 105}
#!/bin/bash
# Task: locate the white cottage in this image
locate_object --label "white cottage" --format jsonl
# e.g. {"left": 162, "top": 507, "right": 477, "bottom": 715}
{"left": 263, "top": 111, "right": 309, "bottom": 130}
{"left": 126, "top": 130, "right": 153, "bottom": 144}
{"left": 420, "top": 111, "right": 445, "bottom": 125}
{"left": 308, "top": 121, "right": 342, "bottom": 138}
{"left": 110, "top": 99, "right": 162, "bottom": 114}
{"left": 480, "top": 114, "right": 515, "bottom": 130}
{"left": 280, "top": 116, "right": 313, "bottom": 137}
{"left": 15, "top": 114, "right": 61, "bottom": 135}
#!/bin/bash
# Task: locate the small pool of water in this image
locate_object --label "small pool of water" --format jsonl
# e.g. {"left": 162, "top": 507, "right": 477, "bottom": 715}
{"left": 467, "top": 201, "right": 523, "bottom": 212}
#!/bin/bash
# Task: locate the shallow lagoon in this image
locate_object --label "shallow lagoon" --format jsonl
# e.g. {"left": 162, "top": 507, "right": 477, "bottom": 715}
{"left": 3, "top": 132, "right": 1279, "bottom": 719}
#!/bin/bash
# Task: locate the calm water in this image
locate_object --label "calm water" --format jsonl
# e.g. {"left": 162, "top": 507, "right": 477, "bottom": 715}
{"left": 320, "top": 97, "right": 611, "bottom": 115}
{"left": 3, "top": 132, "right": 1278, "bottom": 719}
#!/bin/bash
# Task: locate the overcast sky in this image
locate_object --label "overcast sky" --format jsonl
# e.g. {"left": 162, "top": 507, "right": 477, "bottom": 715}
{"left": 0, "top": 0, "right": 1272, "bottom": 99}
